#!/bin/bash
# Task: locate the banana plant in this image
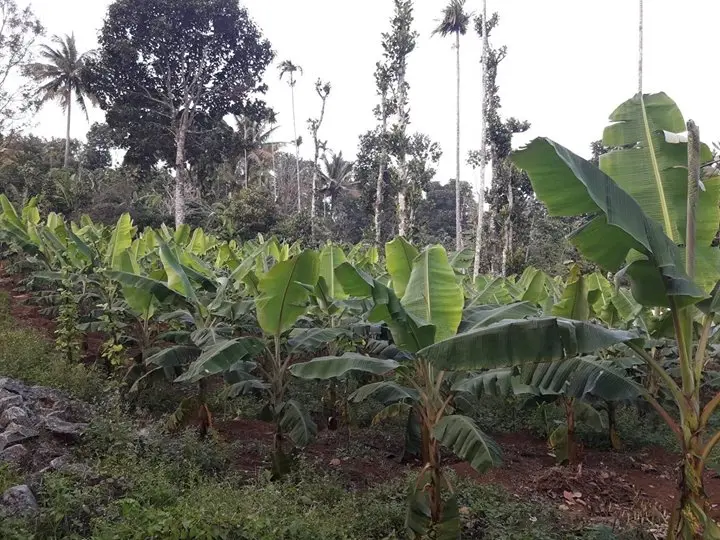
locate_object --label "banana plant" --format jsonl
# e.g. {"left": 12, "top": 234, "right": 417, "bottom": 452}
{"left": 510, "top": 92, "right": 720, "bottom": 538}
{"left": 455, "top": 354, "right": 643, "bottom": 464}
{"left": 293, "top": 237, "right": 504, "bottom": 538}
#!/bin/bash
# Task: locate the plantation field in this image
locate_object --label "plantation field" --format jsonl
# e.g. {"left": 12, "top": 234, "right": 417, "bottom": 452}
{"left": 0, "top": 263, "right": 718, "bottom": 539}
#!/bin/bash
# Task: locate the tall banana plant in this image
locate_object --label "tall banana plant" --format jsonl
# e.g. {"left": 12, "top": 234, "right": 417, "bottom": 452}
{"left": 509, "top": 93, "right": 720, "bottom": 538}
{"left": 292, "top": 237, "right": 632, "bottom": 538}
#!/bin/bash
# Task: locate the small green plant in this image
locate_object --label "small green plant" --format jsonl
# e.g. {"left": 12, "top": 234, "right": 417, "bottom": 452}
{"left": 55, "top": 267, "right": 81, "bottom": 363}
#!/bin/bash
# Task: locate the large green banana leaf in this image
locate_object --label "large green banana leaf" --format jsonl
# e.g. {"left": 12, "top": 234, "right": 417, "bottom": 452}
{"left": 600, "top": 93, "right": 719, "bottom": 247}
{"left": 255, "top": 249, "right": 319, "bottom": 336}
{"left": 419, "top": 317, "right": 636, "bottom": 371}
{"left": 551, "top": 265, "right": 590, "bottom": 320}
{"left": 401, "top": 246, "right": 464, "bottom": 342}
{"left": 105, "top": 214, "right": 134, "bottom": 270}
{"left": 385, "top": 237, "right": 418, "bottom": 298}
{"left": 290, "top": 353, "right": 399, "bottom": 379}
{"left": 511, "top": 138, "right": 705, "bottom": 305}
{"left": 459, "top": 302, "right": 539, "bottom": 332}
{"left": 159, "top": 243, "right": 199, "bottom": 305}
{"left": 319, "top": 243, "right": 348, "bottom": 299}
{"left": 176, "top": 337, "right": 265, "bottom": 383}
{"left": 287, "top": 327, "right": 352, "bottom": 354}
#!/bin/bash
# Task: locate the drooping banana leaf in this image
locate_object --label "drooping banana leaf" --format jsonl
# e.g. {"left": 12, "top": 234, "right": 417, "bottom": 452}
{"left": 279, "top": 399, "right": 317, "bottom": 447}
{"left": 255, "top": 249, "right": 319, "bottom": 336}
{"left": 434, "top": 415, "right": 502, "bottom": 473}
{"left": 419, "top": 317, "right": 637, "bottom": 371}
{"left": 348, "top": 381, "right": 419, "bottom": 405}
{"left": 511, "top": 138, "right": 705, "bottom": 306}
{"left": 452, "top": 368, "right": 517, "bottom": 398}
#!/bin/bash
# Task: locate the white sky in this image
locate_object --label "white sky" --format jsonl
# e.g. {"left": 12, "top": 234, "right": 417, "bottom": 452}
{"left": 25, "top": 0, "right": 720, "bottom": 187}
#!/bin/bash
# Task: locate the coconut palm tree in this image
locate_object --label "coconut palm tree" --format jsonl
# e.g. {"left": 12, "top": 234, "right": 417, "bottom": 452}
{"left": 318, "top": 151, "right": 357, "bottom": 217}
{"left": 433, "top": 0, "right": 470, "bottom": 251}
{"left": 278, "top": 59, "right": 303, "bottom": 212}
{"left": 24, "top": 33, "right": 94, "bottom": 168}
{"left": 233, "top": 115, "right": 280, "bottom": 188}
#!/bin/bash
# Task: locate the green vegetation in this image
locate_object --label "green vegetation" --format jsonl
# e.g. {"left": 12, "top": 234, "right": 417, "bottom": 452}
{"left": 1, "top": 0, "right": 719, "bottom": 538}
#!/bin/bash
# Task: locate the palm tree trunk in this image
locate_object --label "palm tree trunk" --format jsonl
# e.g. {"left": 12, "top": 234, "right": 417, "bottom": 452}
{"left": 374, "top": 93, "right": 388, "bottom": 246}
{"left": 455, "top": 31, "right": 463, "bottom": 251}
{"left": 63, "top": 85, "right": 72, "bottom": 168}
{"left": 473, "top": 1, "right": 489, "bottom": 280}
{"left": 291, "top": 76, "right": 301, "bottom": 213}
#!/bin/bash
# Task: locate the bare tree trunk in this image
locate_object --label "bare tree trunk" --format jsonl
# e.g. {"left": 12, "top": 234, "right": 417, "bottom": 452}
{"left": 638, "top": 0, "right": 643, "bottom": 96}
{"left": 396, "top": 72, "right": 409, "bottom": 238}
{"left": 374, "top": 92, "right": 388, "bottom": 246}
{"left": 291, "top": 76, "right": 301, "bottom": 213}
{"left": 501, "top": 172, "right": 513, "bottom": 277}
{"left": 455, "top": 31, "right": 463, "bottom": 251}
{"left": 272, "top": 143, "right": 278, "bottom": 202}
{"left": 174, "top": 120, "right": 188, "bottom": 227}
{"left": 63, "top": 85, "right": 72, "bottom": 168}
{"left": 243, "top": 121, "right": 249, "bottom": 188}
{"left": 473, "top": 0, "right": 490, "bottom": 280}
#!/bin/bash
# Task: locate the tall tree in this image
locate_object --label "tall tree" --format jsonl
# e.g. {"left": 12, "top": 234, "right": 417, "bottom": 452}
{"left": 0, "top": 0, "right": 43, "bottom": 146}
{"left": 433, "top": 0, "right": 469, "bottom": 251}
{"left": 86, "top": 0, "right": 273, "bottom": 227}
{"left": 307, "top": 79, "right": 330, "bottom": 240}
{"left": 373, "top": 63, "right": 392, "bottom": 246}
{"left": 25, "top": 34, "right": 94, "bottom": 168}
{"left": 385, "top": 0, "right": 417, "bottom": 237}
{"left": 472, "top": 1, "right": 489, "bottom": 279}
{"left": 279, "top": 60, "right": 303, "bottom": 213}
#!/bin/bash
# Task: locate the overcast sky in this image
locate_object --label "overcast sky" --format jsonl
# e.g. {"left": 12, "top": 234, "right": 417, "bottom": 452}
{"left": 25, "top": 0, "right": 720, "bottom": 188}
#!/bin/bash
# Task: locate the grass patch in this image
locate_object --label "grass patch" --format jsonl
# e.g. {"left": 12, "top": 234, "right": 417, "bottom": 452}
{"left": 0, "top": 291, "right": 106, "bottom": 402}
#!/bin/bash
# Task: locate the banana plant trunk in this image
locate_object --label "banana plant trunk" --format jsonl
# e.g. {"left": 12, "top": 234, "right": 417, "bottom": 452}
{"left": 563, "top": 397, "right": 579, "bottom": 466}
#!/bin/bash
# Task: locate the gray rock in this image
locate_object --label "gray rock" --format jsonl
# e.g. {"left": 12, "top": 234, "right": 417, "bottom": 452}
{"left": 0, "top": 485, "right": 38, "bottom": 517}
{"left": 44, "top": 416, "right": 88, "bottom": 439}
{"left": 0, "top": 379, "right": 27, "bottom": 396}
{"left": 0, "top": 394, "right": 23, "bottom": 412}
{"left": 0, "top": 422, "right": 39, "bottom": 450}
{"left": 0, "top": 444, "right": 28, "bottom": 464}
{"left": 0, "top": 406, "right": 29, "bottom": 429}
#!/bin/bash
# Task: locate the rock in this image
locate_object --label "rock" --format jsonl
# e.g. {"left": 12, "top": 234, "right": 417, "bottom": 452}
{"left": 49, "top": 455, "right": 68, "bottom": 470}
{"left": 0, "top": 394, "right": 23, "bottom": 412}
{"left": 0, "top": 406, "right": 29, "bottom": 428}
{"left": 0, "top": 379, "right": 28, "bottom": 396}
{"left": 0, "top": 485, "right": 38, "bottom": 517}
{"left": 44, "top": 416, "right": 88, "bottom": 439}
{"left": 0, "top": 422, "right": 39, "bottom": 449}
{"left": 0, "top": 444, "right": 28, "bottom": 464}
